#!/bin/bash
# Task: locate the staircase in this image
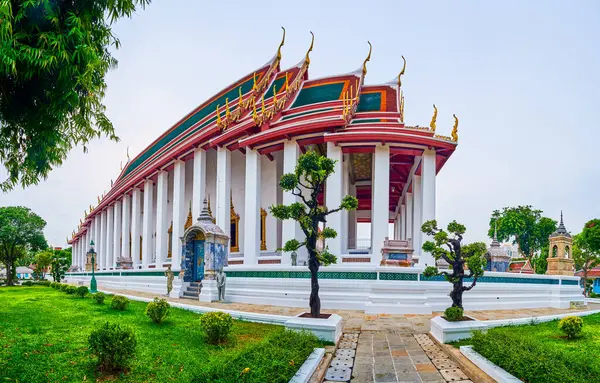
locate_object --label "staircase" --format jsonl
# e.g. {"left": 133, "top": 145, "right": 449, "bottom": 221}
{"left": 182, "top": 282, "right": 201, "bottom": 299}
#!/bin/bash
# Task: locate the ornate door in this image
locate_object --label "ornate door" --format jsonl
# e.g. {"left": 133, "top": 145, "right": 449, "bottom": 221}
{"left": 193, "top": 240, "right": 205, "bottom": 281}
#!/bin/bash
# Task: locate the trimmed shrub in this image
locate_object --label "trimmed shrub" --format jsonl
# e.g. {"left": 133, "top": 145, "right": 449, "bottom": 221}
{"left": 75, "top": 286, "right": 89, "bottom": 298}
{"left": 59, "top": 283, "right": 69, "bottom": 292}
{"left": 145, "top": 298, "right": 170, "bottom": 324}
{"left": 93, "top": 292, "right": 106, "bottom": 304}
{"left": 22, "top": 280, "right": 34, "bottom": 286}
{"left": 65, "top": 285, "right": 77, "bottom": 295}
{"left": 559, "top": 316, "right": 583, "bottom": 339}
{"left": 50, "top": 282, "right": 58, "bottom": 288}
{"left": 444, "top": 306, "right": 464, "bottom": 322}
{"left": 110, "top": 295, "right": 130, "bottom": 311}
{"left": 88, "top": 322, "right": 137, "bottom": 371}
{"left": 34, "top": 280, "right": 51, "bottom": 287}
{"left": 200, "top": 311, "right": 233, "bottom": 344}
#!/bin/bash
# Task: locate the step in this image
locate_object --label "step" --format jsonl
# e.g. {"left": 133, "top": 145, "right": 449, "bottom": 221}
{"left": 189, "top": 282, "right": 202, "bottom": 287}
{"left": 182, "top": 291, "right": 199, "bottom": 298}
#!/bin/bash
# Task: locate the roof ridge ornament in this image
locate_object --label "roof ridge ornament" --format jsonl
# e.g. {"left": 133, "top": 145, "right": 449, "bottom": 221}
{"left": 429, "top": 104, "right": 437, "bottom": 132}
{"left": 305, "top": 31, "right": 315, "bottom": 65}
{"left": 276, "top": 26, "right": 286, "bottom": 63}
{"left": 451, "top": 114, "right": 459, "bottom": 142}
{"left": 397, "top": 55, "right": 406, "bottom": 87}
{"left": 362, "top": 41, "right": 372, "bottom": 77}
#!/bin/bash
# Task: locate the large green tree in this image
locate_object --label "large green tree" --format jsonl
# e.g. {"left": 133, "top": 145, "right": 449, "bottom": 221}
{"left": 0, "top": 206, "right": 47, "bottom": 285}
{"left": 50, "top": 247, "right": 70, "bottom": 282}
{"left": 489, "top": 206, "right": 557, "bottom": 271}
{"left": 270, "top": 150, "right": 358, "bottom": 318}
{"left": 0, "top": 0, "right": 150, "bottom": 191}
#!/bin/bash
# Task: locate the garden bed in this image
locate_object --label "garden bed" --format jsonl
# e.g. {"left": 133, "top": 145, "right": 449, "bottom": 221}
{"left": 451, "top": 313, "right": 600, "bottom": 383}
{"left": 0, "top": 286, "right": 322, "bottom": 382}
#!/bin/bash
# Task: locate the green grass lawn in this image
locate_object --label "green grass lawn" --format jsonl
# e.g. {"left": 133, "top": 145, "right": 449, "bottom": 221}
{"left": 452, "top": 313, "right": 600, "bottom": 383}
{"left": 0, "top": 286, "right": 321, "bottom": 383}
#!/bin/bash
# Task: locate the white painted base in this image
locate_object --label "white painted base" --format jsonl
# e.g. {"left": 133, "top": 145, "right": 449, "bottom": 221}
{"left": 285, "top": 313, "right": 343, "bottom": 344}
{"left": 199, "top": 279, "right": 219, "bottom": 302}
{"left": 431, "top": 308, "right": 600, "bottom": 344}
{"left": 460, "top": 346, "right": 522, "bottom": 382}
{"left": 289, "top": 348, "right": 325, "bottom": 383}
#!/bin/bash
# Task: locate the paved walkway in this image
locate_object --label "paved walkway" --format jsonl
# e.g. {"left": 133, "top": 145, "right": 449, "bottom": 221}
{"left": 99, "top": 286, "right": 600, "bottom": 383}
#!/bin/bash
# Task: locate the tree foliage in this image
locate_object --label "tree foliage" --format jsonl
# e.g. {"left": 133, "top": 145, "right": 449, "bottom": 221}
{"left": 421, "top": 220, "right": 487, "bottom": 310}
{"left": 0, "top": 206, "right": 47, "bottom": 285}
{"left": 0, "top": 0, "right": 150, "bottom": 191}
{"left": 489, "top": 206, "right": 557, "bottom": 268}
{"left": 573, "top": 225, "right": 600, "bottom": 297}
{"left": 269, "top": 150, "right": 358, "bottom": 317}
{"left": 50, "top": 247, "right": 71, "bottom": 282}
{"left": 33, "top": 249, "right": 53, "bottom": 279}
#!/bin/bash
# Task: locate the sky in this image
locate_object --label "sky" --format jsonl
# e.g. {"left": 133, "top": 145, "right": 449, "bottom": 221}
{"left": 2, "top": 0, "right": 600, "bottom": 248}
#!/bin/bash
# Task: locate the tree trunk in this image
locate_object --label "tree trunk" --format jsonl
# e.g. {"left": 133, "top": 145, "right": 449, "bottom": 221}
{"left": 583, "top": 269, "right": 588, "bottom": 297}
{"left": 450, "top": 260, "right": 464, "bottom": 309}
{"left": 308, "top": 249, "right": 320, "bottom": 317}
{"left": 6, "top": 261, "right": 14, "bottom": 286}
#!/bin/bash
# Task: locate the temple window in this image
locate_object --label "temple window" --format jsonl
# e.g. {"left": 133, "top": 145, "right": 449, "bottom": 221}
{"left": 167, "top": 221, "right": 173, "bottom": 258}
{"left": 260, "top": 208, "right": 267, "bottom": 251}
{"left": 230, "top": 194, "right": 240, "bottom": 252}
{"left": 552, "top": 245, "right": 558, "bottom": 258}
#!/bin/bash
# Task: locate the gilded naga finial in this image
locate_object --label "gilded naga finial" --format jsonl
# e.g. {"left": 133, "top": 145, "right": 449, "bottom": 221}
{"left": 362, "top": 41, "right": 372, "bottom": 77}
{"left": 126, "top": 146, "right": 130, "bottom": 162}
{"left": 284, "top": 72, "right": 289, "bottom": 93}
{"left": 451, "top": 114, "right": 459, "bottom": 142}
{"left": 225, "top": 98, "right": 231, "bottom": 119}
{"left": 273, "top": 84, "right": 277, "bottom": 103}
{"left": 305, "top": 31, "right": 315, "bottom": 65}
{"left": 400, "top": 91, "right": 405, "bottom": 120}
{"left": 97, "top": 196, "right": 101, "bottom": 204}
{"left": 238, "top": 87, "right": 243, "bottom": 107}
{"left": 216, "top": 104, "right": 222, "bottom": 125}
{"left": 276, "top": 27, "right": 286, "bottom": 62}
{"left": 252, "top": 72, "right": 257, "bottom": 91}
{"left": 397, "top": 55, "right": 406, "bottom": 87}
{"left": 120, "top": 161, "right": 123, "bottom": 171}
{"left": 429, "top": 104, "right": 437, "bottom": 132}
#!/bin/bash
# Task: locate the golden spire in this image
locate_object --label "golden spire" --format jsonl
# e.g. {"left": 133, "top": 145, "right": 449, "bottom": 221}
{"left": 252, "top": 72, "right": 257, "bottom": 91}
{"left": 285, "top": 72, "right": 289, "bottom": 93}
{"left": 400, "top": 91, "right": 405, "bottom": 120}
{"left": 362, "top": 41, "right": 372, "bottom": 77}
{"left": 207, "top": 195, "right": 213, "bottom": 218}
{"left": 305, "top": 31, "right": 315, "bottom": 65}
{"left": 238, "top": 87, "right": 243, "bottom": 108}
{"left": 184, "top": 203, "right": 193, "bottom": 230}
{"left": 216, "top": 104, "right": 222, "bottom": 125}
{"left": 225, "top": 98, "right": 231, "bottom": 119}
{"left": 429, "top": 104, "right": 437, "bottom": 132}
{"left": 451, "top": 114, "right": 459, "bottom": 142}
{"left": 273, "top": 84, "right": 277, "bottom": 103}
{"left": 397, "top": 55, "right": 406, "bottom": 87}
{"left": 276, "top": 26, "right": 286, "bottom": 62}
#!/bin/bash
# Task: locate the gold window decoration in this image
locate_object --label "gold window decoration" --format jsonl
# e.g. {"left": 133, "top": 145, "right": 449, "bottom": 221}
{"left": 167, "top": 221, "right": 173, "bottom": 258}
{"left": 260, "top": 208, "right": 267, "bottom": 251}
{"left": 230, "top": 194, "right": 240, "bottom": 252}
{"left": 184, "top": 203, "right": 193, "bottom": 230}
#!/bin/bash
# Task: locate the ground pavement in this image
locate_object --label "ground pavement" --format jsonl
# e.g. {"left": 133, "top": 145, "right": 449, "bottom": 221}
{"left": 100, "top": 286, "right": 600, "bottom": 383}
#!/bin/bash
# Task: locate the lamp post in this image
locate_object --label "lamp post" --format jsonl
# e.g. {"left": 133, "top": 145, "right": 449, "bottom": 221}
{"left": 88, "top": 240, "right": 97, "bottom": 293}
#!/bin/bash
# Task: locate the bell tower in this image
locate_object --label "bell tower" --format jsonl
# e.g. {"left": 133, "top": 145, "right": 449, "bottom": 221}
{"left": 546, "top": 212, "right": 574, "bottom": 276}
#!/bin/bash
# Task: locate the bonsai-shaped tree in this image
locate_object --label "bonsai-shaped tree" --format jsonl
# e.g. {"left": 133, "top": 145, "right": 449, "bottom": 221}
{"left": 421, "top": 220, "right": 487, "bottom": 312}
{"left": 270, "top": 150, "right": 358, "bottom": 317}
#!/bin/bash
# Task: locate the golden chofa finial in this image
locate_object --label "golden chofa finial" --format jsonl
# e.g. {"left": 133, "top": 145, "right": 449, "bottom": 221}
{"left": 225, "top": 98, "right": 231, "bottom": 119}
{"left": 119, "top": 161, "right": 123, "bottom": 171}
{"left": 305, "top": 31, "right": 315, "bottom": 65}
{"left": 216, "top": 104, "right": 222, "bottom": 125}
{"left": 397, "top": 56, "right": 406, "bottom": 87}
{"left": 452, "top": 114, "right": 459, "bottom": 142}
{"left": 276, "top": 26, "right": 286, "bottom": 62}
{"left": 126, "top": 146, "right": 130, "bottom": 162}
{"left": 238, "top": 87, "right": 243, "bottom": 108}
{"left": 429, "top": 104, "right": 438, "bottom": 132}
{"left": 400, "top": 91, "right": 405, "bottom": 119}
{"left": 362, "top": 41, "right": 372, "bottom": 77}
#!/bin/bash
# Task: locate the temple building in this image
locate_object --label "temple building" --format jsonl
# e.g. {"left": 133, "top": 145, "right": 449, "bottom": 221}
{"left": 67, "top": 31, "right": 459, "bottom": 275}
{"left": 485, "top": 227, "right": 511, "bottom": 272}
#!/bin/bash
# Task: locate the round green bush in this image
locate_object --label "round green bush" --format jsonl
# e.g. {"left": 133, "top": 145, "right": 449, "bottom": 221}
{"left": 59, "top": 283, "right": 69, "bottom": 292}
{"left": 444, "top": 306, "right": 464, "bottom": 322}
{"left": 559, "top": 316, "right": 583, "bottom": 339}
{"left": 75, "top": 286, "right": 89, "bottom": 298}
{"left": 145, "top": 298, "right": 170, "bottom": 324}
{"left": 22, "top": 280, "right": 34, "bottom": 286}
{"left": 50, "top": 282, "right": 58, "bottom": 288}
{"left": 65, "top": 285, "right": 77, "bottom": 295}
{"left": 200, "top": 311, "right": 233, "bottom": 344}
{"left": 110, "top": 295, "right": 130, "bottom": 311}
{"left": 88, "top": 322, "right": 137, "bottom": 371}
{"left": 93, "top": 292, "right": 106, "bottom": 304}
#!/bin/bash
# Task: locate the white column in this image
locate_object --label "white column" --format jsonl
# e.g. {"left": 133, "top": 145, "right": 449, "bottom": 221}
{"left": 131, "top": 188, "right": 142, "bottom": 267}
{"left": 244, "top": 149, "right": 261, "bottom": 265}
{"left": 93, "top": 215, "right": 100, "bottom": 266}
{"left": 172, "top": 160, "right": 186, "bottom": 271}
{"left": 155, "top": 171, "right": 169, "bottom": 265}
{"left": 406, "top": 193, "right": 413, "bottom": 243}
{"left": 142, "top": 179, "right": 154, "bottom": 268}
{"left": 412, "top": 174, "right": 423, "bottom": 266}
{"left": 99, "top": 210, "right": 107, "bottom": 269}
{"left": 281, "top": 140, "right": 302, "bottom": 265}
{"left": 371, "top": 145, "right": 390, "bottom": 264}
{"left": 420, "top": 149, "right": 437, "bottom": 267}
{"left": 121, "top": 194, "right": 131, "bottom": 262}
{"left": 341, "top": 155, "right": 350, "bottom": 253}
{"left": 400, "top": 204, "right": 407, "bottom": 240}
{"left": 106, "top": 205, "right": 114, "bottom": 269}
{"left": 192, "top": 148, "right": 206, "bottom": 219}
{"left": 112, "top": 200, "right": 122, "bottom": 268}
{"left": 326, "top": 142, "right": 343, "bottom": 256}
{"left": 216, "top": 147, "right": 231, "bottom": 239}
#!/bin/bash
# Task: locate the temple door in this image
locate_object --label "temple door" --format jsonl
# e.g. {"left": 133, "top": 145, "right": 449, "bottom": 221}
{"left": 193, "top": 239, "right": 205, "bottom": 281}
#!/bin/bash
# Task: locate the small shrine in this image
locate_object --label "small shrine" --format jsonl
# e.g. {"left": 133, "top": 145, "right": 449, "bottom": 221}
{"left": 546, "top": 212, "right": 574, "bottom": 276}
{"left": 380, "top": 237, "right": 414, "bottom": 266}
{"left": 180, "top": 198, "right": 229, "bottom": 301}
{"left": 485, "top": 226, "right": 511, "bottom": 272}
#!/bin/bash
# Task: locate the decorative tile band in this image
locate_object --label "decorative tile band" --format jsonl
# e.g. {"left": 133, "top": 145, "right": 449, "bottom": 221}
{"left": 225, "top": 270, "right": 378, "bottom": 280}
{"left": 379, "top": 272, "right": 419, "bottom": 281}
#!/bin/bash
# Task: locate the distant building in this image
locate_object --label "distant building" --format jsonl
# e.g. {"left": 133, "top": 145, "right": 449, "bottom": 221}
{"left": 485, "top": 227, "right": 511, "bottom": 272}
{"left": 16, "top": 266, "right": 34, "bottom": 280}
{"left": 500, "top": 243, "right": 520, "bottom": 259}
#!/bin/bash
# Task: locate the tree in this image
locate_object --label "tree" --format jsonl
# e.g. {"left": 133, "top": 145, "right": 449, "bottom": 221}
{"left": 581, "top": 219, "right": 600, "bottom": 253}
{"left": 33, "top": 249, "right": 53, "bottom": 279}
{"left": 421, "top": 220, "right": 487, "bottom": 310}
{"left": 0, "top": 206, "right": 47, "bottom": 285}
{"left": 489, "top": 206, "right": 557, "bottom": 271}
{"left": 50, "top": 248, "right": 70, "bottom": 282}
{"left": 573, "top": 220, "right": 600, "bottom": 297}
{"left": 270, "top": 150, "right": 358, "bottom": 317}
{"left": 0, "top": 0, "right": 151, "bottom": 191}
